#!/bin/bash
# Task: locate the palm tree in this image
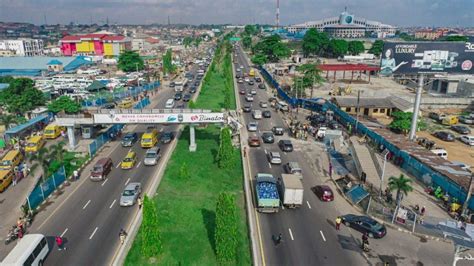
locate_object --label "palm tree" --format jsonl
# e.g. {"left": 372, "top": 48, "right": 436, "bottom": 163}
{"left": 0, "top": 114, "right": 17, "bottom": 130}
{"left": 28, "top": 147, "right": 52, "bottom": 182}
{"left": 49, "top": 141, "right": 66, "bottom": 163}
{"left": 388, "top": 174, "right": 413, "bottom": 207}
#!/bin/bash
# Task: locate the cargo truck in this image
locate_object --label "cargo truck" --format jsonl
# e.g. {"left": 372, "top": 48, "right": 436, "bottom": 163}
{"left": 255, "top": 173, "right": 280, "bottom": 213}
{"left": 279, "top": 174, "right": 304, "bottom": 208}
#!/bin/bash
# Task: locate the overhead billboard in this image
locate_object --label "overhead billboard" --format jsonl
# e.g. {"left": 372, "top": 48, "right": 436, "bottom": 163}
{"left": 380, "top": 41, "right": 474, "bottom": 75}
{"left": 94, "top": 112, "right": 225, "bottom": 124}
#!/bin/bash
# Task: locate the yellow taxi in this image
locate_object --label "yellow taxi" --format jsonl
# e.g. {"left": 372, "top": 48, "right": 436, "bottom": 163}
{"left": 121, "top": 151, "right": 137, "bottom": 169}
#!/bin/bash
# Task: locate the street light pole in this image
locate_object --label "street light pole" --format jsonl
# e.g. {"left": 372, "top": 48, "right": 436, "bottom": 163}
{"left": 355, "top": 89, "right": 362, "bottom": 132}
{"left": 379, "top": 149, "right": 390, "bottom": 198}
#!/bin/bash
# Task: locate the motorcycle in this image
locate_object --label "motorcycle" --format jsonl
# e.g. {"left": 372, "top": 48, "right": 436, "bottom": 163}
{"left": 24, "top": 213, "right": 33, "bottom": 228}
{"left": 5, "top": 226, "right": 20, "bottom": 245}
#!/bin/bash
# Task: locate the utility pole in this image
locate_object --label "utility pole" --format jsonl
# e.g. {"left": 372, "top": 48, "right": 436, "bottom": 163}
{"left": 276, "top": 0, "right": 280, "bottom": 29}
{"left": 409, "top": 73, "right": 424, "bottom": 141}
{"left": 355, "top": 89, "right": 362, "bottom": 132}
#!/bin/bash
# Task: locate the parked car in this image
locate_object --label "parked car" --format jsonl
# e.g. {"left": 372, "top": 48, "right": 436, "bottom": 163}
{"left": 267, "top": 152, "right": 282, "bottom": 164}
{"left": 459, "top": 115, "right": 474, "bottom": 125}
{"left": 258, "top": 83, "right": 266, "bottom": 89}
{"left": 120, "top": 182, "right": 142, "bottom": 207}
{"left": 248, "top": 135, "right": 261, "bottom": 147}
{"left": 272, "top": 126, "right": 284, "bottom": 135}
{"left": 451, "top": 125, "right": 471, "bottom": 135}
{"left": 183, "top": 94, "right": 192, "bottom": 102}
{"left": 278, "top": 140, "right": 294, "bottom": 152}
{"left": 283, "top": 162, "right": 302, "bottom": 176}
{"left": 247, "top": 122, "right": 258, "bottom": 132}
{"left": 260, "top": 101, "right": 268, "bottom": 108}
{"left": 103, "top": 103, "right": 115, "bottom": 109}
{"left": 261, "top": 132, "right": 275, "bottom": 143}
{"left": 433, "top": 131, "right": 455, "bottom": 142}
{"left": 341, "top": 214, "right": 387, "bottom": 238}
{"left": 169, "top": 81, "right": 175, "bottom": 88}
{"left": 161, "top": 132, "right": 174, "bottom": 144}
{"left": 428, "top": 112, "right": 447, "bottom": 122}
{"left": 311, "top": 185, "right": 334, "bottom": 202}
{"left": 242, "top": 104, "right": 252, "bottom": 113}
{"left": 460, "top": 135, "right": 474, "bottom": 146}
{"left": 121, "top": 132, "right": 138, "bottom": 147}
{"left": 328, "top": 120, "right": 340, "bottom": 130}
{"left": 144, "top": 147, "right": 161, "bottom": 166}
{"left": 262, "top": 110, "right": 272, "bottom": 118}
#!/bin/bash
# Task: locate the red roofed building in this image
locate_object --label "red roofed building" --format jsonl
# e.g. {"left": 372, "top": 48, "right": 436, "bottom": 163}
{"left": 60, "top": 33, "right": 131, "bottom": 57}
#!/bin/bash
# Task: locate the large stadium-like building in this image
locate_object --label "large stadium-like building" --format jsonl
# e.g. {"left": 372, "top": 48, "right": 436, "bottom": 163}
{"left": 287, "top": 10, "right": 397, "bottom": 39}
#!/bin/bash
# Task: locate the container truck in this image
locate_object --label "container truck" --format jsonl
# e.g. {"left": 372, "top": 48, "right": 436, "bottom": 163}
{"left": 279, "top": 174, "right": 304, "bottom": 208}
{"left": 255, "top": 173, "right": 280, "bottom": 213}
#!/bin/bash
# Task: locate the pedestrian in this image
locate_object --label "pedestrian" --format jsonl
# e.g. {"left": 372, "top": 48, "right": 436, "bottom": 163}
{"left": 335, "top": 216, "right": 342, "bottom": 230}
{"left": 73, "top": 169, "right": 79, "bottom": 180}
{"left": 243, "top": 146, "right": 247, "bottom": 157}
{"left": 328, "top": 162, "right": 333, "bottom": 177}
{"left": 55, "top": 236, "right": 66, "bottom": 250}
{"left": 421, "top": 206, "right": 426, "bottom": 216}
{"left": 138, "top": 196, "right": 143, "bottom": 209}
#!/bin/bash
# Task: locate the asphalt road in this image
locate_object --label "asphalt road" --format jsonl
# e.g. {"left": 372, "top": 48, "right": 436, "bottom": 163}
{"left": 21, "top": 63, "right": 205, "bottom": 265}
{"left": 234, "top": 45, "right": 368, "bottom": 265}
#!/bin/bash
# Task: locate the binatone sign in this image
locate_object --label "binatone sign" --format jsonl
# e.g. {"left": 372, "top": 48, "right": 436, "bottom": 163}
{"left": 94, "top": 112, "right": 225, "bottom": 124}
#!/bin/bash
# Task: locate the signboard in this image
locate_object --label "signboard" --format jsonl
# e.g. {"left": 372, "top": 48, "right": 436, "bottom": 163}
{"left": 380, "top": 41, "right": 474, "bottom": 75}
{"left": 94, "top": 112, "right": 225, "bottom": 124}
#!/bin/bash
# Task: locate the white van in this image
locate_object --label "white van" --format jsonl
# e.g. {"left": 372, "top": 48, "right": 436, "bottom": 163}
{"left": 165, "top": 99, "right": 175, "bottom": 109}
{"left": 1, "top": 234, "right": 49, "bottom": 266}
{"left": 252, "top": 110, "right": 262, "bottom": 119}
{"left": 431, "top": 149, "right": 448, "bottom": 160}
{"left": 276, "top": 101, "right": 289, "bottom": 112}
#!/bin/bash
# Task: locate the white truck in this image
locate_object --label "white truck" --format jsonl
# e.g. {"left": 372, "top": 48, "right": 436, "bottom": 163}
{"left": 279, "top": 174, "right": 304, "bottom": 208}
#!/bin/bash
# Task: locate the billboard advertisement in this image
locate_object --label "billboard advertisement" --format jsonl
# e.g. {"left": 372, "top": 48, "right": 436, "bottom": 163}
{"left": 94, "top": 112, "right": 225, "bottom": 124}
{"left": 380, "top": 41, "right": 474, "bottom": 75}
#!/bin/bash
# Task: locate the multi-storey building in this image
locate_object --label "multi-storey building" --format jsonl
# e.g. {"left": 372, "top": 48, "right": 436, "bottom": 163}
{"left": 0, "top": 39, "right": 44, "bottom": 56}
{"left": 59, "top": 33, "right": 131, "bottom": 57}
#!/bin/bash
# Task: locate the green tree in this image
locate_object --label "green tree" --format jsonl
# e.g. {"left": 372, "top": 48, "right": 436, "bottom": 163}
{"left": 28, "top": 147, "right": 53, "bottom": 182}
{"left": 215, "top": 192, "right": 238, "bottom": 264}
{"left": 0, "top": 77, "right": 45, "bottom": 115}
{"left": 244, "top": 24, "right": 258, "bottom": 36}
{"left": 183, "top": 36, "right": 194, "bottom": 48}
{"left": 49, "top": 141, "right": 66, "bottom": 163}
{"left": 162, "top": 49, "right": 176, "bottom": 74}
{"left": 251, "top": 53, "right": 267, "bottom": 66}
{"left": 252, "top": 35, "right": 290, "bottom": 63}
{"left": 140, "top": 195, "right": 162, "bottom": 257}
{"left": 348, "top": 41, "right": 365, "bottom": 55}
{"left": 223, "top": 88, "right": 231, "bottom": 110}
{"left": 328, "top": 39, "right": 348, "bottom": 57}
{"left": 301, "top": 28, "right": 330, "bottom": 57}
{"left": 441, "top": 35, "right": 469, "bottom": 42}
{"left": 47, "top": 96, "right": 81, "bottom": 114}
{"left": 242, "top": 35, "right": 252, "bottom": 49}
{"left": 296, "top": 63, "right": 325, "bottom": 98}
{"left": 118, "top": 50, "right": 145, "bottom": 73}
{"left": 194, "top": 37, "right": 202, "bottom": 47}
{"left": 368, "top": 40, "right": 384, "bottom": 56}
{"left": 216, "top": 127, "right": 233, "bottom": 169}
{"left": 389, "top": 111, "right": 416, "bottom": 134}
{"left": 388, "top": 174, "right": 413, "bottom": 208}
{"left": 0, "top": 114, "right": 17, "bottom": 130}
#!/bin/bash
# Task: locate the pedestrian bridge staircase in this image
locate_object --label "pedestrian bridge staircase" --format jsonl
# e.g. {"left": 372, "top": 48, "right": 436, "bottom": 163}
{"left": 348, "top": 136, "right": 382, "bottom": 182}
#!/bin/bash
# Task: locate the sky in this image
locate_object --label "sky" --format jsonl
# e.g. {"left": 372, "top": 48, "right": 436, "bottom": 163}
{"left": 0, "top": 0, "right": 472, "bottom": 27}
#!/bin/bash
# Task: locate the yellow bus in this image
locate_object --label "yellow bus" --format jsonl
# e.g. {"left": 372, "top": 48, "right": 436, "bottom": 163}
{"left": 0, "top": 150, "right": 23, "bottom": 171}
{"left": 0, "top": 169, "right": 13, "bottom": 192}
{"left": 141, "top": 128, "right": 158, "bottom": 148}
{"left": 118, "top": 98, "right": 134, "bottom": 109}
{"left": 44, "top": 124, "right": 65, "bottom": 139}
{"left": 25, "top": 136, "right": 45, "bottom": 153}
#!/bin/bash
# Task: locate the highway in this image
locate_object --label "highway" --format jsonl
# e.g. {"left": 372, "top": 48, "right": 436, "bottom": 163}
{"left": 24, "top": 62, "right": 205, "bottom": 265}
{"left": 234, "top": 45, "right": 368, "bottom": 265}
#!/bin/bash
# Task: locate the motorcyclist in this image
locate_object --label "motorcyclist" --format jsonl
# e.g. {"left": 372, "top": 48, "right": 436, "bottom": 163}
{"left": 361, "top": 233, "right": 369, "bottom": 251}
{"left": 119, "top": 228, "right": 128, "bottom": 244}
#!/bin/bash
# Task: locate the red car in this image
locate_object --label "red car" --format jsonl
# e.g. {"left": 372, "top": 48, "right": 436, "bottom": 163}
{"left": 248, "top": 135, "right": 261, "bottom": 147}
{"left": 239, "top": 89, "right": 246, "bottom": 95}
{"left": 312, "top": 185, "right": 334, "bottom": 202}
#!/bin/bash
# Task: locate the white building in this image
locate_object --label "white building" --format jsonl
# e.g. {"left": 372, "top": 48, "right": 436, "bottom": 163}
{"left": 287, "top": 10, "right": 397, "bottom": 39}
{"left": 0, "top": 39, "right": 44, "bottom": 56}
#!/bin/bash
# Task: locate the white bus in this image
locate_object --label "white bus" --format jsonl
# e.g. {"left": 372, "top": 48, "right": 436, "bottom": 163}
{"left": 174, "top": 79, "right": 187, "bottom": 92}
{"left": 1, "top": 234, "right": 50, "bottom": 266}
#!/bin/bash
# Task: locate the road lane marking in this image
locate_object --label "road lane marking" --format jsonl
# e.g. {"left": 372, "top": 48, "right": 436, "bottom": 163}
{"left": 137, "top": 162, "right": 141, "bottom": 168}
{"left": 82, "top": 200, "right": 91, "bottom": 210}
{"left": 60, "top": 228, "right": 68, "bottom": 237}
{"left": 306, "top": 201, "right": 312, "bottom": 209}
{"left": 89, "top": 227, "right": 98, "bottom": 240}
{"left": 268, "top": 163, "right": 272, "bottom": 169}
{"left": 116, "top": 163, "right": 121, "bottom": 168}
{"left": 320, "top": 230, "right": 326, "bottom": 242}
{"left": 264, "top": 149, "right": 267, "bottom": 154}
{"left": 125, "top": 178, "right": 130, "bottom": 186}
{"left": 101, "top": 179, "right": 108, "bottom": 187}
{"left": 109, "top": 199, "right": 116, "bottom": 209}
{"left": 288, "top": 228, "right": 294, "bottom": 240}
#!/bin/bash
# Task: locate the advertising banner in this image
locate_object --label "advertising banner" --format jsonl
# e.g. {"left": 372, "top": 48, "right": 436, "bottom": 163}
{"left": 94, "top": 112, "right": 225, "bottom": 124}
{"left": 380, "top": 41, "right": 474, "bottom": 75}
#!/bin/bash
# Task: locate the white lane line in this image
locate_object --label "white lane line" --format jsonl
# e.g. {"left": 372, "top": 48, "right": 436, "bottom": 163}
{"left": 268, "top": 163, "right": 272, "bottom": 169}
{"left": 109, "top": 199, "right": 116, "bottom": 209}
{"left": 320, "top": 230, "right": 326, "bottom": 242}
{"left": 160, "top": 128, "right": 164, "bottom": 132}
{"left": 89, "top": 227, "right": 98, "bottom": 240}
{"left": 306, "top": 201, "right": 312, "bottom": 209}
{"left": 60, "top": 228, "right": 68, "bottom": 237}
{"left": 116, "top": 163, "right": 121, "bottom": 169}
{"left": 288, "top": 228, "right": 295, "bottom": 241}
{"left": 137, "top": 161, "right": 141, "bottom": 168}
{"left": 128, "top": 148, "right": 132, "bottom": 153}
{"left": 101, "top": 178, "right": 108, "bottom": 187}
{"left": 125, "top": 178, "right": 131, "bottom": 186}
{"left": 82, "top": 200, "right": 91, "bottom": 210}
{"left": 264, "top": 149, "right": 268, "bottom": 154}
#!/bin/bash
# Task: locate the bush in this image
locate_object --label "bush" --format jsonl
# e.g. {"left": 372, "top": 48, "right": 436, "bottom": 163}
{"left": 140, "top": 195, "right": 162, "bottom": 257}
{"left": 178, "top": 162, "right": 190, "bottom": 180}
{"left": 217, "top": 127, "right": 234, "bottom": 169}
{"left": 215, "top": 192, "right": 238, "bottom": 263}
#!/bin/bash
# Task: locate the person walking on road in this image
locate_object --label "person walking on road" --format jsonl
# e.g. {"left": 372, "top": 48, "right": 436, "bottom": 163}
{"left": 243, "top": 146, "right": 247, "bottom": 157}
{"left": 73, "top": 169, "right": 79, "bottom": 180}
{"left": 56, "top": 236, "right": 66, "bottom": 250}
{"left": 138, "top": 196, "right": 143, "bottom": 209}
{"left": 328, "top": 162, "right": 333, "bottom": 178}
{"left": 335, "top": 216, "right": 342, "bottom": 230}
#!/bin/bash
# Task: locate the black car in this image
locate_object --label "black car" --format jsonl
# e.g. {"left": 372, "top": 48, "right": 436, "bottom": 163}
{"left": 183, "top": 94, "right": 192, "bottom": 102}
{"left": 255, "top": 77, "right": 262, "bottom": 82}
{"left": 248, "top": 80, "right": 254, "bottom": 86}
{"left": 341, "top": 214, "right": 387, "bottom": 239}
{"left": 258, "top": 83, "right": 265, "bottom": 89}
{"left": 242, "top": 104, "right": 252, "bottom": 113}
{"left": 189, "top": 86, "right": 197, "bottom": 93}
{"left": 433, "top": 131, "right": 455, "bottom": 142}
{"left": 262, "top": 110, "right": 271, "bottom": 118}
{"left": 194, "top": 81, "right": 200, "bottom": 86}
{"left": 161, "top": 132, "right": 174, "bottom": 144}
{"left": 261, "top": 132, "right": 275, "bottom": 143}
{"left": 278, "top": 139, "right": 293, "bottom": 152}
{"left": 451, "top": 125, "right": 471, "bottom": 135}
{"left": 328, "top": 120, "right": 340, "bottom": 129}
{"left": 174, "top": 92, "right": 183, "bottom": 101}
{"left": 272, "top": 126, "right": 284, "bottom": 135}
{"left": 169, "top": 81, "right": 175, "bottom": 88}
{"left": 121, "top": 132, "right": 138, "bottom": 147}
{"left": 103, "top": 103, "right": 115, "bottom": 109}
{"left": 235, "top": 74, "right": 241, "bottom": 78}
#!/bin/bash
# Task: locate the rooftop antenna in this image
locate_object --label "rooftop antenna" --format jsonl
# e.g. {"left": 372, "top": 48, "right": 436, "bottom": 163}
{"left": 168, "top": 15, "right": 171, "bottom": 26}
{"left": 276, "top": 0, "right": 280, "bottom": 28}
{"left": 43, "top": 14, "right": 47, "bottom": 26}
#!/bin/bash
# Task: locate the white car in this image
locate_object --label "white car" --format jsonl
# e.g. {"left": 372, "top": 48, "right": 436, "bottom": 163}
{"left": 317, "top": 127, "right": 327, "bottom": 138}
{"left": 460, "top": 135, "right": 474, "bottom": 146}
{"left": 267, "top": 152, "right": 282, "bottom": 164}
{"left": 238, "top": 79, "right": 244, "bottom": 83}
{"left": 247, "top": 122, "right": 258, "bottom": 132}
{"left": 250, "top": 89, "right": 257, "bottom": 95}
{"left": 259, "top": 101, "right": 268, "bottom": 108}
{"left": 244, "top": 78, "right": 250, "bottom": 82}
{"left": 240, "top": 65, "right": 244, "bottom": 69}
{"left": 236, "top": 68, "right": 241, "bottom": 72}
{"left": 459, "top": 116, "right": 474, "bottom": 125}
{"left": 245, "top": 95, "right": 254, "bottom": 102}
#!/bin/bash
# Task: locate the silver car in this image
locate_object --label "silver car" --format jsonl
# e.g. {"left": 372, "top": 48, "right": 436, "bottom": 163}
{"left": 144, "top": 147, "right": 161, "bottom": 166}
{"left": 267, "top": 152, "right": 282, "bottom": 164}
{"left": 120, "top": 183, "right": 142, "bottom": 207}
{"left": 247, "top": 122, "right": 258, "bottom": 132}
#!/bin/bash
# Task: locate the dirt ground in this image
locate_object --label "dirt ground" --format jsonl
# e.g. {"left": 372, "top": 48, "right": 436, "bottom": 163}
{"left": 416, "top": 131, "right": 474, "bottom": 168}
